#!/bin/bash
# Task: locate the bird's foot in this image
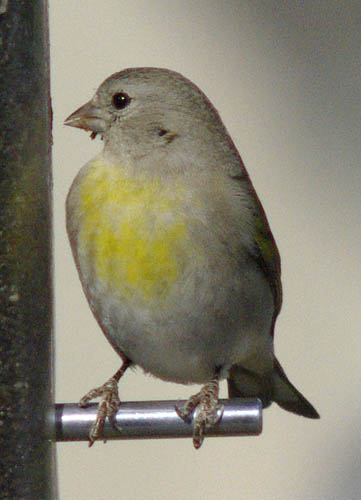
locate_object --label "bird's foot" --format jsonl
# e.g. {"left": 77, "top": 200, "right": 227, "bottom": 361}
{"left": 79, "top": 360, "right": 130, "bottom": 446}
{"left": 175, "top": 376, "right": 224, "bottom": 449}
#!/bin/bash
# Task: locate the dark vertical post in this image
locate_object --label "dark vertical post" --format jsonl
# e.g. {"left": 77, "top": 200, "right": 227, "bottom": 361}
{"left": 0, "top": 1, "right": 55, "bottom": 499}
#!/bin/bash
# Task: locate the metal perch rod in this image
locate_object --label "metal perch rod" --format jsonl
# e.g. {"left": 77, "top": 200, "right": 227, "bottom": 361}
{"left": 55, "top": 399, "right": 262, "bottom": 442}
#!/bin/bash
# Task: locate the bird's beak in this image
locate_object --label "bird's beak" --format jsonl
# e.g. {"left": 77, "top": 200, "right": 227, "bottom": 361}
{"left": 64, "top": 100, "right": 107, "bottom": 135}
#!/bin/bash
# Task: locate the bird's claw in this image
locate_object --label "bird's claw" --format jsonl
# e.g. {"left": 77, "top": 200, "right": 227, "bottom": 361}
{"left": 175, "top": 376, "right": 223, "bottom": 449}
{"left": 79, "top": 375, "right": 121, "bottom": 446}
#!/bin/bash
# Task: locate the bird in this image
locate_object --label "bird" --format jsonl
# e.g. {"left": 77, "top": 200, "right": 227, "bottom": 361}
{"left": 64, "top": 67, "right": 319, "bottom": 449}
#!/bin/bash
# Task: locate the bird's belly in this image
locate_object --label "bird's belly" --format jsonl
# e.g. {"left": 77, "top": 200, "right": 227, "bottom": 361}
{"left": 92, "top": 274, "right": 274, "bottom": 384}
{"left": 83, "top": 243, "right": 274, "bottom": 385}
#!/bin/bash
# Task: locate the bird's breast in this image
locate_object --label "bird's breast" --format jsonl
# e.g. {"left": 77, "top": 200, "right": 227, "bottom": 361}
{"left": 71, "top": 159, "right": 199, "bottom": 304}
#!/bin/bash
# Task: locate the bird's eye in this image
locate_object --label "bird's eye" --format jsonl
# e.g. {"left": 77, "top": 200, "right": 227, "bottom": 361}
{"left": 112, "top": 92, "right": 131, "bottom": 110}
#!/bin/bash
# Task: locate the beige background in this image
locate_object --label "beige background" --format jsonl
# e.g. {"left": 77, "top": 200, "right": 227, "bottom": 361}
{"left": 51, "top": 1, "right": 361, "bottom": 499}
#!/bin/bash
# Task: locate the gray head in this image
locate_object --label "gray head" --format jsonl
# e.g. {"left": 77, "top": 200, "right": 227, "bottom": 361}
{"left": 65, "top": 68, "right": 233, "bottom": 159}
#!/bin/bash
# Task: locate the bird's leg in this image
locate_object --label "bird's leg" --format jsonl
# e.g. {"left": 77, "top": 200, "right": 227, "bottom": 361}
{"left": 79, "top": 357, "right": 131, "bottom": 446}
{"left": 175, "top": 375, "right": 224, "bottom": 449}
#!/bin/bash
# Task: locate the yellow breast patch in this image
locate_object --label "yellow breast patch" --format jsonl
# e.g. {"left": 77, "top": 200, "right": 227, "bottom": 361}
{"left": 78, "top": 160, "right": 190, "bottom": 302}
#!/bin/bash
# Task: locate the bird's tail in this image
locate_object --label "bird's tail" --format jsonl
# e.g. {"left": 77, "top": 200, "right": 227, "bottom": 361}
{"left": 271, "top": 357, "right": 320, "bottom": 418}
{"left": 227, "top": 357, "right": 320, "bottom": 419}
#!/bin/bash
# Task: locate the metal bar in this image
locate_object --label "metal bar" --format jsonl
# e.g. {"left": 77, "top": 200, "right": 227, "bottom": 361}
{"left": 0, "top": 1, "right": 55, "bottom": 499}
{"left": 55, "top": 399, "right": 262, "bottom": 442}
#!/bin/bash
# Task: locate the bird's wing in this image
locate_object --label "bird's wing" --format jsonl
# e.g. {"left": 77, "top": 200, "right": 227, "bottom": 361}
{"left": 231, "top": 173, "right": 282, "bottom": 328}
{"left": 252, "top": 200, "right": 282, "bottom": 319}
